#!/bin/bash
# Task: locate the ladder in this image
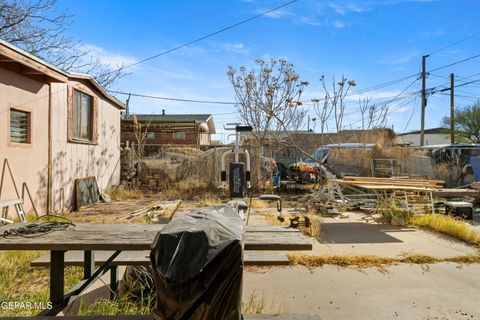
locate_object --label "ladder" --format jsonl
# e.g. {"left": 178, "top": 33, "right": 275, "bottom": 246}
{"left": 0, "top": 198, "right": 26, "bottom": 224}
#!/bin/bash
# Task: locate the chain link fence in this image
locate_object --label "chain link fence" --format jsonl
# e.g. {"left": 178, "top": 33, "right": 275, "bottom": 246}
{"left": 120, "top": 143, "right": 270, "bottom": 192}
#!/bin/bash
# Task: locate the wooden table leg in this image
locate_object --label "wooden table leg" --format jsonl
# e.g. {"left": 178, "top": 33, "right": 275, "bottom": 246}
{"left": 109, "top": 266, "right": 118, "bottom": 300}
{"left": 50, "top": 250, "right": 65, "bottom": 310}
{"left": 83, "top": 250, "right": 95, "bottom": 279}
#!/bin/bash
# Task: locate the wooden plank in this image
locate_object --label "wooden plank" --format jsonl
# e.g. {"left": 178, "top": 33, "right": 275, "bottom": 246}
{"left": 332, "top": 179, "right": 442, "bottom": 188}
{"left": 0, "top": 224, "right": 312, "bottom": 251}
{"left": 244, "top": 232, "right": 312, "bottom": 251}
{"left": 342, "top": 176, "right": 445, "bottom": 184}
{"left": 432, "top": 189, "right": 480, "bottom": 198}
{"left": 352, "top": 185, "right": 435, "bottom": 191}
{"left": 471, "top": 181, "right": 480, "bottom": 190}
{"left": 246, "top": 225, "right": 300, "bottom": 232}
{"left": 31, "top": 251, "right": 290, "bottom": 267}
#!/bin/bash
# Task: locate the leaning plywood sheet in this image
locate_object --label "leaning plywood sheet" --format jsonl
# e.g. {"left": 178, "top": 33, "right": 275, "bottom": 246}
{"left": 75, "top": 177, "right": 100, "bottom": 209}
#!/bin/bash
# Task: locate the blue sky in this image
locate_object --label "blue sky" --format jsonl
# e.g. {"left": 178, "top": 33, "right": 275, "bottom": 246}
{"left": 57, "top": 0, "right": 479, "bottom": 142}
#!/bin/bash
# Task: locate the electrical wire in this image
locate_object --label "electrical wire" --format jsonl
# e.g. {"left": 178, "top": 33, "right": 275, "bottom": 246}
{"left": 104, "top": 0, "right": 300, "bottom": 74}
{"left": 429, "top": 54, "right": 480, "bottom": 73}
{"left": 428, "top": 31, "right": 480, "bottom": 56}
{"left": 2, "top": 215, "right": 75, "bottom": 238}
{"left": 108, "top": 90, "right": 237, "bottom": 105}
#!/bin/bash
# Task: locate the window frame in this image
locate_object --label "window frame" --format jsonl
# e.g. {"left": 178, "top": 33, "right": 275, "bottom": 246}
{"left": 67, "top": 86, "right": 98, "bottom": 145}
{"left": 172, "top": 131, "right": 186, "bottom": 140}
{"left": 8, "top": 107, "right": 32, "bottom": 146}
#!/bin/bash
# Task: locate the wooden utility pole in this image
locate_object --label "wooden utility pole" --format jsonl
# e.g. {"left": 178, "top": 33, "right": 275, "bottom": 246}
{"left": 420, "top": 55, "right": 428, "bottom": 146}
{"left": 450, "top": 73, "right": 455, "bottom": 144}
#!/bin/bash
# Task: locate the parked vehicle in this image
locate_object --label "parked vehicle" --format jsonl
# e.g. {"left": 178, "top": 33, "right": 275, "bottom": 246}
{"left": 428, "top": 144, "right": 480, "bottom": 166}
{"left": 312, "top": 143, "right": 375, "bottom": 164}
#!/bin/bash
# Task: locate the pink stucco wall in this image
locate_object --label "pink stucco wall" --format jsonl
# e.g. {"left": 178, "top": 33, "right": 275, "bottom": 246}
{"left": 1, "top": 67, "right": 121, "bottom": 215}
{"left": 0, "top": 67, "right": 49, "bottom": 214}
{"left": 50, "top": 80, "right": 121, "bottom": 212}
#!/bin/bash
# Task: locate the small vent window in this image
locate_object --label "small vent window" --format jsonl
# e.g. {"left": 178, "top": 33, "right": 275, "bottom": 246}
{"left": 173, "top": 132, "right": 186, "bottom": 140}
{"left": 10, "top": 109, "right": 30, "bottom": 144}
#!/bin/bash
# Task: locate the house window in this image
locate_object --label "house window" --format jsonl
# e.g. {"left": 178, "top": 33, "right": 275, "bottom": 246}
{"left": 10, "top": 109, "right": 31, "bottom": 144}
{"left": 73, "top": 89, "right": 93, "bottom": 141}
{"left": 145, "top": 132, "right": 156, "bottom": 140}
{"left": 173, "top": 132, "right": 186, "bottom": 140}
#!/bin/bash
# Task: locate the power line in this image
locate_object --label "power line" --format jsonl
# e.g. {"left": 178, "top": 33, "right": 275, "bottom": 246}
{"left": 108, "top": 90, "right": 237, "bottom": 105}
{"left": 107, "top": 0, "right": 299, "bottom": 74}
{"left": 429, "top": 53, "right": 480, "bottom": 73}
{"left": 428, "top": 31, "right": 480, "bottom": 56}
{"left": 302, "top": 73, "right": 420, "bottom": 105}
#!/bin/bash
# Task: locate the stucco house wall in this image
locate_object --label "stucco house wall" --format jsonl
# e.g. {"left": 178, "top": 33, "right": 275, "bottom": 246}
{"left": 396, "top": 133, "right": 451, "bottom": 146}
{"left": 50, "top": 80, "right": 121, "bottom": 212}
{"left": 0, "top": 67, "right": 50, "bottom": 214}
{"left": 0, "top": 39, "right": 124, "bottom": 215}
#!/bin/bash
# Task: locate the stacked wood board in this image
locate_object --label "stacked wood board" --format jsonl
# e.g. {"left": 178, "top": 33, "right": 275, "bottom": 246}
{"left": 331, "top": 176, "right": 445, "bottom": 190}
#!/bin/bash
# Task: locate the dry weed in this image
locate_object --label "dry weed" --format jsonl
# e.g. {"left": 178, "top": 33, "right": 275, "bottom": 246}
{"left": 288, "top": 253, "right": 480, "bottom": 269}
{"left": 106, "top": 186, "right": 144, "bottom": 200}
{"left": 243, "top": 290, "right": 287, "bottom": 315}
{"left": 407, "top": 214, "right": 480, "bottom": 245}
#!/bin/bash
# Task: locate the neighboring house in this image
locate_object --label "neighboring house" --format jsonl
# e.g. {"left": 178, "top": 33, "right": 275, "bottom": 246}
{"left": 121, "top": 113, "right": 216, "bottom": 146}
{"left": 0, "top": 39, "right": 124, "bottom": 214}
{"left": 396, "top": 127, "right": 451, "bottom": 146}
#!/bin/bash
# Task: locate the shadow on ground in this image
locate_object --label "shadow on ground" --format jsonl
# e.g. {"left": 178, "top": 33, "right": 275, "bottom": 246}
{"left": 320, "top": 222, "right": 416, "bottom": 244}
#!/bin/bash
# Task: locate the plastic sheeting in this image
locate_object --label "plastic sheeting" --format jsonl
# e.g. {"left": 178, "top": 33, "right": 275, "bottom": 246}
{"left": 150, "top": 205, "right": 244, "bottom": 320}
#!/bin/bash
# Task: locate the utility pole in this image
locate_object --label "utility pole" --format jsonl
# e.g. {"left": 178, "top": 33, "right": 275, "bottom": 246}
{"left": 450, "top": 73, "right": 455, "bottom": 144}
{"left": 307, "top": 115, "right": 310, "bottom": 131}
{"left": 420, "top": 55, "right": 428, "bottom": 146}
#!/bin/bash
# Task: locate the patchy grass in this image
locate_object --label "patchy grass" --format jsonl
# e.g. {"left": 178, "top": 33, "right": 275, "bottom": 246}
{"left": 163, "top": 179, "right": 224, "bottom": 200}
{"left": 407, "top": 214, "right": 480, "bottom": 246}
{"left": 197, "top": 195, "right": 222, "bottom": 207}
{"left": 106, "top": 186, "right": 144, "bottom": 201}
{"left": 77, "top": 295, "right": 153, "bottom": 316}
{"left": 265, "top": 212, "right": 321, "bottom": 238}
{"left": 0, "top": 250, "right": 83, "bottom": 317}
{"left": 288, "top": 253, "right": 480, "bottom": 269}
{"left": 250, "top": 199, "right": 274, "bottom": 209}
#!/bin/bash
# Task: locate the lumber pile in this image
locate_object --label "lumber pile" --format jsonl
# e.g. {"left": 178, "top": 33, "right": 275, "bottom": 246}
{"left": 331, "top": 176, "right": 445, "bottom": 190}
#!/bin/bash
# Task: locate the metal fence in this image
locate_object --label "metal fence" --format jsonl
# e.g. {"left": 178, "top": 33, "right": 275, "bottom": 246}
{"left": 120, "top": 144, "right": 268, "bottom": 191}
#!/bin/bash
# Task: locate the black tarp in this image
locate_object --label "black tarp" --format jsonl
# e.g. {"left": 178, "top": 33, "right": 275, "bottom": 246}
{"left": 150, "top": 205, "right": 244, "bottom": 320}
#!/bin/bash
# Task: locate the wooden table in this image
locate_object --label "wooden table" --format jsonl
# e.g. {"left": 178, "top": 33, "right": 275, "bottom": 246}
{"left": 0, "top": 223, "right": 311, "bottom": 316}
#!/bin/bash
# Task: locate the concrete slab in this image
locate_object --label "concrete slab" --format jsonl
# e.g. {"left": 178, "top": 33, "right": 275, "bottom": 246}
{"left": 244, "top": 264, "right": 480, "bottom": 320}
{"left": 302, "top": 211, "right": 478, "bottom": 258}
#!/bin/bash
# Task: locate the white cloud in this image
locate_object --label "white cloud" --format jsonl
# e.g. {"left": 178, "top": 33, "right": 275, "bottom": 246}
{"left": 79, "top": 44, "right": 137, "bottom": 67}
{"left": 300, "top": 16, "right": 321, "bottom": 26}
{"left": 327, "top": 2, "right": 366, "bottom": 15}
{"left": 223, "top": 42, "right": 250, "bottom": 54}
{"left": 422, "top": 30, "right": 444, "bottom": 37}
{"left": 257, "top": 8, "right": 293, "bottom": 19}
{"left": 332, "top": 20, "right": 347, "bottom": 29}
{"left": 378, "top": 52, "right": 417, "bottom": 65}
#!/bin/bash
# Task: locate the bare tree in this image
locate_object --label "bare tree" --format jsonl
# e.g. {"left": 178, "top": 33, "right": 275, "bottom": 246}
{"left": 132, "top": 116, "right": 150, "bottom": 161}
{"left": 311, "top": 75, "right": 356, "bottom": 152}
{"left": 0, "top": 0, "right": 127, "bottom": 87}
{"left": 359, "top": 97, "right": 389, "bottom": 130}
{"left": 227, "top": 58, "right": 308, "bottom": 146}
